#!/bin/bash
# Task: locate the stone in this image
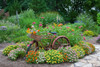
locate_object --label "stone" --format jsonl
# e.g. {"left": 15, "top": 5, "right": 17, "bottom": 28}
{"left": 74, "top": 62, "right": 86, "bottom": 67}
{"left": 93, "top": 61, "right": 100, "bottom": 67}
{"left": 78, "top": 59, "right": 87, "bottom": 63}
{"left": 88, "top": 60, "right": 99, "bottom": 64}
{"left": 89, "top": 55, "right": 97, "bottom": 58}
{"left": 0, "top": 49, "right": 3, "bottom": 52}
{"left": 97, "top": 57, "right": 100, "bottom": 61}
{"left": 82, "top": 63, "right": 92, "bottom": 67}
{"left": 70, "top": 64, "right": 74, "bottom": 67}
{"left": 95, "top": 54, "right": 100, "bottom": 57}
{"left": 84, "top": 56, "right": 92, "bottom": 60}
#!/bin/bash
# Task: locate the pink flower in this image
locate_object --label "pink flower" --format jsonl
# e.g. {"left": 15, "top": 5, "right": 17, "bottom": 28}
{"left": 66, "top": 27, "right": 70, "bottom": 29}
{"left": 54, "top": 33, "right": 56, "bottom": 35}
{"left": 47, "top": 27, "right": 49, "bottom": 29}
{"left": 86, "top": 30, "right": 88, "bottom": 31}
{"left": 79, "top": 26, "right": 81, "bottom": 28}
{"left": 80, "top": 26, "right": 82, "bottom": 27}
{"left": 27, "top": 44, "right": 29, "bottom": 47}
{"left": 41, "top": 17, "right": 44, "bottom": 19}
{"left": 83, "top": 36, "right": 86, "bottom": 40}
{"left": 32, "top": 22, "right": 35, "bottom": 24}
{"left": 39, "top": 24, "right": 42, "bottom": 26}
{"left": 81, "top": 34, "right": 83, "bottom": 36}
{"left": 52, "top": 26, "right": 55, "bottom": 29}
{"left": 48, "top": 33, "right": 51, "bottom": 35}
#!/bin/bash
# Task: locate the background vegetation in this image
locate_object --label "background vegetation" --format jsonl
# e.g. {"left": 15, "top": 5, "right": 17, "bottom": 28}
{"left": 1, "top": 0, "right": 100, "bottom": 23}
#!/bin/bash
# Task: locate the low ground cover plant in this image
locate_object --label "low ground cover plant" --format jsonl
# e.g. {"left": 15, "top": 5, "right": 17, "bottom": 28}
{"left": 72, "top": 45, "right": 85, "bottom": 58}
{"left": 25, "top": 50, "right": 39, "bottom": 64}
{"left": 58, "top": 46, "right": 78, "bottom": 62}
{"left": 44, "top": 50, "right": 63, "bottom": 64}
{"left": 8, "top": 48, "right": 26, "bottom": 61}
{"left": 2, "top": 45, "right": 18, "bottom": 56}
{"left": 83, "top": 30, "right": 96, "bottom": 36}
{"left": 78, "top": 41, "right": 94, "bottom": 55}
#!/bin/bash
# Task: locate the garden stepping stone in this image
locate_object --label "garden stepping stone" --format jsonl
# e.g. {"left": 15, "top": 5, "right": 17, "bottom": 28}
{"left": 97, "top": 57, "right": 100, "bottom": 61}
{"left": 84, "top": 56, "right": 93, "bottom": 60}
{"left": 82, "top": 63, "right": 92, "bottom": 67}
{"left": 74, "top": 62, "right": 86, "bottom": 67}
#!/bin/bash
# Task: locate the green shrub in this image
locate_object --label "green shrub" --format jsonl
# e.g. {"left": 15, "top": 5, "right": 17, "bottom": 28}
{"left": 28, "top": 0, "right": 47, "bottom": 14}
{"left": 8, "top": 48, "right": 26, "bottom": 61}
{"left": 83, "top": 30, "right": 94, "bottom": 36}
{"left": 12, "top": 35, "right": 32, "bottom": 43}
{"left": 44, "top": 50, "right": 63, "bottom": 64}
{"left": 39, "top": 11, "right": 65, "bottom": 27}
{"left": 79, "top": 41, "right": 92, "bottom": 55}
{"left": 58, "top": 47, "right": 78, "bottom": 62}
{"left": 19, "top": 18, "right": 41, "bottom": 28}
{"left": 77, "top": 13, "right": 95, "bottom": 30}
{"left": 97, "top": 12, "right": 100, "bottom": 25}
{"left": 2, "top": 45, "right": 18, "bottom": 56}
{"left": 7, "top": 9, "right": 38, "bottom": 28}
{"left": 7, "top": 9, "right": 35, "bottom": 23}
{"left": 37, "top": 49, "right": 46, "bottom": 52}
{"left": 25, "top": 50, "right": 39, "bottom": 64}
{"left": 0, "top": 20, "right": 20, "bottom": 43}
{"left": 72, "top": 45, "right": 85, "bottom": 58}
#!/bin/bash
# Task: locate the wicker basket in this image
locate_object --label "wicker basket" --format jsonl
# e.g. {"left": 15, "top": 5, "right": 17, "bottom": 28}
{"left": 30, "top": 34, "right": 42, "bottom": 41}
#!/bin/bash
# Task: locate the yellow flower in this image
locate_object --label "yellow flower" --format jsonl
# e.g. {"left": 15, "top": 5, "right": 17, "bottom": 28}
{"left": 53, "top": 23, "right": 57, "bottom": 27}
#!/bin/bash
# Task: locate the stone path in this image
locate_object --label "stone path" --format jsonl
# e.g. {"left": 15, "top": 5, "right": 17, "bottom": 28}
{"left": 0, "top": 44, "right": 100, "bottom": 67}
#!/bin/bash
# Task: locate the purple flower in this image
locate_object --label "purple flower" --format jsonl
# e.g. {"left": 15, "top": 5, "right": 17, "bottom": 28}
{"left": 97, "top": 36, "right": 100, "bottom": 40}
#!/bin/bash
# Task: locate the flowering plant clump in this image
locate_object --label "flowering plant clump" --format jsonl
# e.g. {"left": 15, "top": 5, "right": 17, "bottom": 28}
{"left": 79, "top": 41, "right": 92, "bottom": 54}
{"left": 16, "top": 43, "right": 27, "bottom": 50}
{"left": 36, "top": 52, "right": 46, "bottom": 64}
{"left": 8, "top": 48, "right": 26, "bottom": 61}
{"left": 26, "top": 22, "right": 42, "bottom": 35}
{"left": 86, "top": 42, "right": 95, "bottom": 53}
{"left": 25, "top": 50, "right": 39, "bottom": 64}
{"left": 72, "top": 45, "right": 85, "bottom": 58}
{"left": 44, "top": 50, "right": 63, "bottom": 64}
{"left": 58, "top": 46, "right": 78, "bottom": 62}
{"left": 83, "top": 30, "right": 94, "bottom": 36}
{"left": 2, "top": 45, "right": 18, "bottom": 56}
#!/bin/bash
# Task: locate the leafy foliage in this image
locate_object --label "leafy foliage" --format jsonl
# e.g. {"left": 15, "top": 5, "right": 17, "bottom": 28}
{"left": 97, "top": 13, "right": 100, "bottom": 25}
{"left": 39, "top": 11, "right": 65, "bottom": 27}
{"left": 83, "top": 30, "right": 94, "bottom": 36}
{"left": 77, "top": 13, "right": 95, "bottom": 30}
